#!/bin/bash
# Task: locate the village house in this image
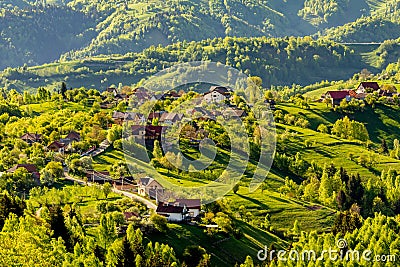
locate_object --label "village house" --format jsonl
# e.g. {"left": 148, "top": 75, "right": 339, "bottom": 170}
{"left": 324, "top": 90, "right": 352, "bottom": 106}
{"left": 156, "top": 203, "right": 185, "bottom": 222}
{"left": 173, "top": 199, "right": 201, "bottom": 218}
{"left": 132, "top": 87, "right": 151, "bottom": 103}
{"left": 66, "top": 131, "right": 81, "bottom": 142}
{"left": 138, "top": 177, "right": 164, "bottom": 200}
{"left": 47, "top": 141, "right": 66, "bottom": 153}
{"left": 115, "top": 93, "right": 130, "bottom": 102}
{"left": 59, "top": 131, "right": 81, "bottom": 147}
{"left": 203, "top": 86, "right": 232, "bottom": 103}
{"left": 164, "top": 90, "right": 181, "bottom": 100}
{"left": 131, "top": 125, "right": 167, "bottom": 142}
{"left": 149, "top": 90, "right": 182, "bottom": 101}
{"left": 156, "top": 199, "right": 201, "bottom": 222}
{"left": 7, "top": 164, "right": 40, "bottom": 182}
{"left": 357, "top": 82, "right": 380, "bottom": 94}
{"left": 46, "top": 131, "right": 81, "bottom": 154}
{"left": 148, "top": 112, "right": 162, "bottom": 123}
{"left": 186, "top": 106, "right": 214, "bottom": 120}
{"left": 20, "top": 133, "right": 42, "bottom": 145}
{"left": 112, "top": 111, "right": 146, "bottom": 125}
{"left": 106, "top": 87, "right": 118, "bottom": 96}
{"left": 222, "top": 107, "right": 247, "bottom": 119}
{"left": 159, "top": 112, "right": 184, "bottom": 125}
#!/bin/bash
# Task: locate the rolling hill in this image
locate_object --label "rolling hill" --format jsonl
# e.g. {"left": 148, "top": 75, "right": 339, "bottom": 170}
{"left": 0, "top": 36, "right": 371, "bottom": 91}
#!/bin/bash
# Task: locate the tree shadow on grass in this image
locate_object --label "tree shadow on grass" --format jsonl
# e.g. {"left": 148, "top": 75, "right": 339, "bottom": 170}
{"left": 235, "top": 193, "right": 271, "bottom": 210}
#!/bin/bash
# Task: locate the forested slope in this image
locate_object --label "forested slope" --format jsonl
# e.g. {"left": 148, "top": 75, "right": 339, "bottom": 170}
{"left": 0, "top": 36, "right": 367, "bottom": 91}
{"left": 323, "top": 0, "right": 400, "bottom": 42}
{"left": 1, "top": 0, "right": 399, "bottom": 70}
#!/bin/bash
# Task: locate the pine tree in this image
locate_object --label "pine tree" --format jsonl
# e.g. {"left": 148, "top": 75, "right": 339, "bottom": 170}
{"left": 381, "top": 138, "right": 389, "bottom": 154}
{"left": 98, "top": 214, "right": 116, "bottom": 249}
{"left": 319, "top": 170, "right": 331, "bottom": 205}
{"left": 127, "top": 226, "right": 144, "bottom": 256}
{"left": 61, "top": 82, "right": 67, "bottom": 99}
{"left": 152, "top": 140, "right": 163, "bottom": 159}
{"left": 240, "top": 256, "right": 254, "bottom": 267}
{"left": 336, "top": 190, "right": 347, "bottom": 211}
{"left": 135, "top": 254, "right": 143, "bottom": 267}
{"left": 346, "top": 173, "right": 364, "bottom": 206}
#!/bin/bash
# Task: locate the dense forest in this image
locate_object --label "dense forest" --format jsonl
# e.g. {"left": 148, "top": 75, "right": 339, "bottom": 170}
{"left": 0, "top": 4, "right": 96, "bottom": 68}
{"left": 322, "top": 0, "right": 400, "bottom": 42}
{"left": 1, "top": 0, "right": 400, "bottom": 70}
{"left": 0, "top": 36, "right": 375, "bottom": 91}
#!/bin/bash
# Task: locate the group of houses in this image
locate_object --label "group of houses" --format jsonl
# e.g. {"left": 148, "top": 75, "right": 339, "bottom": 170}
{"left": 201, "top": 85, "right": 276, "bottom": 110}
{"left": 112, "top": 111, "right": 184, "bottom": 126}
{"left": 47, "top": 131, "right": 81, "bottom": 154}
{"left": 322, "top": 82, "right": 397, "bottom": 106}
{"left": 12, "top": 131, "right": 82, "bottom": 182}
{"left": 20, "top": 130, "right": 81, "bottom": 154}
{"left": 101, "top": 87, "right": 183, "bottom": 109}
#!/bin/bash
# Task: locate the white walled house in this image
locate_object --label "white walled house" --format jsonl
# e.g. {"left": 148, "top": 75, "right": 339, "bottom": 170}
{"left": 203, "top": 90, "right": 227, "bottom": 103}
{"left": 173, "top": 199, "right": 201, "bottom": 218}
{"left": 203, "top": 86, "right": 231, "bottom": 103}
{"left": 156, "top": 199, "right": 201, "bottom": 222}
{"left": 156, "top": 203, "right": 184, "bottom": 222}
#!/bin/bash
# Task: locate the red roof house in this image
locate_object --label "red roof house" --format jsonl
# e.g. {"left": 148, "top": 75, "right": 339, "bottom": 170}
{"left": 325, "top": 90, "right": 351, "bottom": 106}
{"left": 357, "top": 82, "right": 380, "bottom": 93}
{"left": 7, "top": 164, "right": 40, "bottom": 181}
{"left": 20, "top": 133, "right": 42, "bottom": 144}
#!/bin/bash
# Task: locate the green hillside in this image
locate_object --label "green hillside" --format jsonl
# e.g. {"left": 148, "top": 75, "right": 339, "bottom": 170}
{"left": 0, "top": 4, "right": 96, "bottom": 69}
{"left": 322, "top": 0, "right": 400, "bottom": 42}
{"left": 0, "top": 36, "right": 375, "bottom": 91}
{"left": 1, "top": 0, "right": 400, "bottom": 70}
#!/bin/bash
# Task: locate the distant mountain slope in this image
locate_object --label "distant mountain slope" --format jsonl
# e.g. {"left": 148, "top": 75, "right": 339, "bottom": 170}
{"left": 0, "top": 4, "right": 96, "bottom": 69}
{"left": 62, "top": 0, "right": 386, "bottom": 60}
{"left": 322, "top": 0, "right": 400, "bottom": 42}
{"left": 298, "top": 0, "right": 370, "bottom": 26}
{"left": 0, "top": 36, "right": 369, "bottom": 92}
{"left": 0, "top": 0, "right": 397, "bottom": 70}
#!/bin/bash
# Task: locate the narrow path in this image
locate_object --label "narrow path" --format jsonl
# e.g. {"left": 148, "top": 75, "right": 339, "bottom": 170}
{"left": 63, "top": 172, "right": 157, "bottom": 210}
{"left": 338, "top": 42, "right": 383, "bottom": 45}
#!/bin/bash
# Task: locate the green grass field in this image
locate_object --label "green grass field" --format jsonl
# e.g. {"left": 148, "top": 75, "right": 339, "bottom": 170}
{"left": 93, "top": 148, "right": 126, "bottom": 172}
{"left": 147, "top": 221, "right": 286, "bottom": 266}
{"left": 93, "top": 145, "right": 336, "bottom": 232}
{"left": 303, "top": 81, "right": 357, "bottom": 99}
{"left": 280, "top": 124, "right": 400, "bottom": 179}
{"left": 277, "top": 102, "right": 400, "bottom": 143}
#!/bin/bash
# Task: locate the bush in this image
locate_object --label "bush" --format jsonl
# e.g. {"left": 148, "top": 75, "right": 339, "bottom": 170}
{"left": 317, "top": 124, "right": 329, "bottom": 134}
{"left": 182, "top": 246, "right": 208, "bottom": 267}
{"left": 150, "top": 213, "right": 168, "bottom": 233}
{"left": 113, "top": 139, "right": 122, "bottom": 150}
